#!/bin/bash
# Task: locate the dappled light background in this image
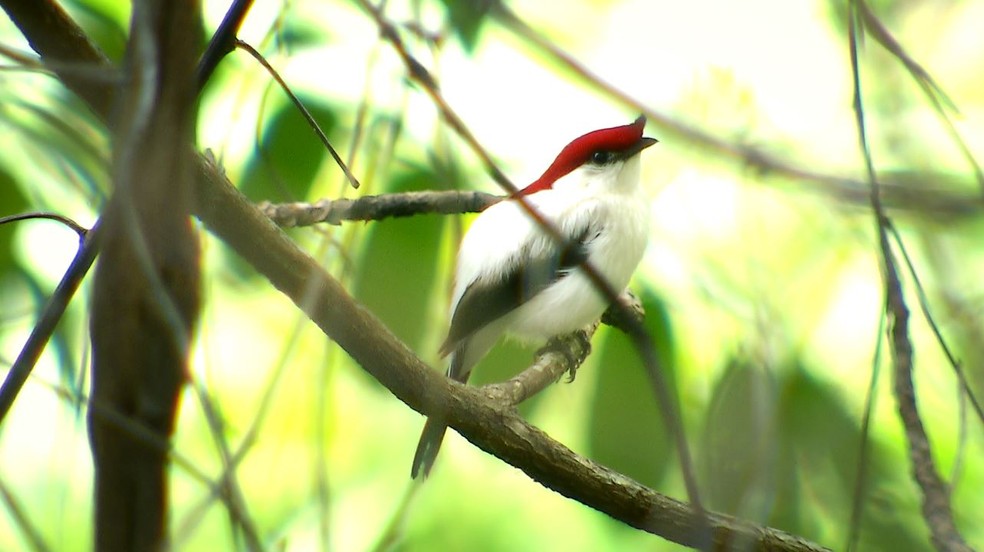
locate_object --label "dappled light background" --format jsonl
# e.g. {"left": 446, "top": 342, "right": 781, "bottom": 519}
{"left": 0, "top": 0, "right": 983, "bottom": 550}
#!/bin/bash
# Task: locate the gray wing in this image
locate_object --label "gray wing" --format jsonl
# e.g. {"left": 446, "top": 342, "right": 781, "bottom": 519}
{"left": 439, "top": 222, "right": 599, "bottom": 363}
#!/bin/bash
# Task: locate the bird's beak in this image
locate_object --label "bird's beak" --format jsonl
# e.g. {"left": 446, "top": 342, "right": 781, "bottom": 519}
{"left": 626, "top": 136, "right": 658, "bottom": 157}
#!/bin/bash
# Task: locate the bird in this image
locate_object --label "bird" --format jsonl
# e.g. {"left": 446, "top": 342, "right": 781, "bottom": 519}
{"left": 411, "top": 115, "right": 657, "bottom": 478}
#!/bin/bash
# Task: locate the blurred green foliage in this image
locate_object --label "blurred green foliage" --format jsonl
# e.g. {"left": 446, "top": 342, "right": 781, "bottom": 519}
{"left": 589, "top": 287, "right": 676, "bottom": 489}
{"left": 353, "top": 167, "right": 445, "bottom": 359}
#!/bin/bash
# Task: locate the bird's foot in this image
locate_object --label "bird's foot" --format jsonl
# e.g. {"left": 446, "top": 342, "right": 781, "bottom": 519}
{"left": 540, "top": 329, "right": 592, "bottom": 383}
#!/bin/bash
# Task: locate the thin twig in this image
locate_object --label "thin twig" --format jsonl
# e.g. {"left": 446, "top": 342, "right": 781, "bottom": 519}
{"left": 0, "top": 224, "right": 99, "bottom": 425}
{"left": 187, "top": 382, "right": 264, "bottom": 551}
{"left": 234, "top": 39, "right": 361, "bottom": 190}
{"left": 0, "top": 211, "right": 87, "bottom": 242}
{"left": 39, "top": 376, "right": 260, "bottom": 528}
{"left": 193, "top": 109, "right": 826, "bottom": 551}
{"left": 856, "top": 0, "right": 984, "bottom": 195}
{"left": 846, "top": 298, "right": 886, "bottom": 552}
{"left": 484, "top": 324, "right": 599, "bottom": 406}
{"left": 6, "top": 1, "right": 830, "bottom": 548}
{"left": 0, "top": 476, "right": 51, "bottom": 552}
{"left": 259, "top": 190, "right": 499, "bottom": 226}
{"left": 847, "top": 3, "right": 970, "bottom": 550}
{"left": 484, "top": 292, "right": 644, "bottom": 405}
{"left": 174, "top": 314, "right": 306, "bottom": 546}
{"left": 886, "top": 223, "right": 984, "bottom": 425}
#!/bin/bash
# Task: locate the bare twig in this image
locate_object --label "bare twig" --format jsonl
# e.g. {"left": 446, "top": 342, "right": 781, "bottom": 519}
{"left": 181, "top": 382, "right": 264, "bottom": 551}
{"left": 886, "top": 224, "right": 984, "bottom": 425}
{"left": 0, "top": 211, "right": 87, "bottom": 241}
{"left": 0, "top": 225, "right": 99, "bottom": 425}
{"left": 847, "top": 4, "right": 970, "bottom": 550}
{"left": 0, "top": 0, "right": 116, "bottom": 116}
{"left": 0, "top": 0, "right": 257, "bottom": 430}
{"left": 0, "top": 0, "right": 117, "bottom": 427}
{"left": 846, "top": 299, "right": 886, "bottom": 552}
{"left": 196, "top": 110, "right": 828, "bottom": 551}
{"left": 259, "top": 190, "right": 499, "bottom": 226}
{"left": 856, "top": 1, "right": 983, "bottom": 195}
{"left": 0, "top": 476, "right": 51, "bottom": 552}
{"left": 235, "top": 39, "right": 361, "bottom": 190}
{"left": 0, "top": 213, "right": 91, "bottom": 424}
{"left": 484, "top": 325, "right": 599, "bottom": 406}
{"left": 175, "top": 316, "right": 306, "bottom": 547}
{"left": 39, "top": 376, "right": 262, "bottom": 535}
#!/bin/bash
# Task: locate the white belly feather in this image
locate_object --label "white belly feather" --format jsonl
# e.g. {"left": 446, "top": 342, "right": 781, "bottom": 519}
{"left": 451, "top": 186, "right": 650, "bottom": 343}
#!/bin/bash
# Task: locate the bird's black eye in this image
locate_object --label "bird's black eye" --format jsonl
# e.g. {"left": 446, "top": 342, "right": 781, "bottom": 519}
{"left": 590, "top": 150, "right": 614, "bottom": 165}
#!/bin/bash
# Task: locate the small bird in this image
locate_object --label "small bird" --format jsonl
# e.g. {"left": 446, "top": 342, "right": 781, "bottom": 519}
{"left": 411, "top": 115, "right": 657, "bottom": 478}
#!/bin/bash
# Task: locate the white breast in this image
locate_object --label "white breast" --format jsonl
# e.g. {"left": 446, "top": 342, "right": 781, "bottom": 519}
{"left": 505, "top": 189, "right": 649, "bottom": 339}
{"left": 450, "top": 155, "right": 651, "bottom": 345}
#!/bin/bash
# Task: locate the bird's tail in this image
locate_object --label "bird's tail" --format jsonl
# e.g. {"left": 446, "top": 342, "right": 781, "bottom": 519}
{"left": 411, "top": 335, "right": 494, "bottom": 478}
{"left": 411, "top": 417, "right": 448, "bottom": 479}
{"left": 411, "top": 343, "right": 471, "bottom": 479}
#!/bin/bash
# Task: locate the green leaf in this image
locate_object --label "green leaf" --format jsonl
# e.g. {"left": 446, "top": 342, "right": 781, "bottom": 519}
{"left": 439, "top": 0, "right": 494, "bottom": 53}
{"left": 775, "top": 369, "right": 928, "bottom": 550}
{"left": 225, "top": 97, "right": 339, "bottom": 281}
{"left": 352, "top": 168, "right": 446, "bottom": 356}
{"left": 700, "top": 359, "right": 779, "bottom": 521}
{"left": 278, "top": 17, "right": 329, "bottom": 52}
{"left": 240, "top": 96, "right": 338, "bottom": 202}
{"left": 0, "top": 166, "right": 30, "bottom": 270}
{"left": 702, "top": 361, "right": 929, "bottom": 548}
{"left": 65, "top": 0, "right": 129, "bottom": 62}
{"left": 587, "top": 287, "right": 676, "bottom": 488}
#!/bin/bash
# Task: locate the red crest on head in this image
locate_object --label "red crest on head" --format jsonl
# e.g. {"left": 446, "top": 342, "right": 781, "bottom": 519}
{"left": 517, "top": 115, "right": 648, "bottom": 196}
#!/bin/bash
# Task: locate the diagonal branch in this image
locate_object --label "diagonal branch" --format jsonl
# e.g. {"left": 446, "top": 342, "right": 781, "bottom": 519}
{"left": 193, "top": 153, "right": 827, "bottom": 551}
{"left": 846, "top": 4, "right": 970, "bottom": 551}
{"left": 855, "top": 0, "right": 983, "bottom": 195}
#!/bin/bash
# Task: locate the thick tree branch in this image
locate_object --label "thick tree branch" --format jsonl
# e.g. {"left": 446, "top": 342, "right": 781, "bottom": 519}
{"left": 87, "top": 0, "right": 202, "bottom": 549}
{"left": 3, "top": 1, "right": 830, "bottom": 549}
{"left": 0, "top": 0, "right": 116, "bottom": 117}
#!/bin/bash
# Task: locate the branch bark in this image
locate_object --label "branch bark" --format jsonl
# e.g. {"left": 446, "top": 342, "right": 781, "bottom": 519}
{"left": 484, "top": 292, "right": 643, "bottom": 406}
{"left": 87, "top": 1, "right": 201, "bottom": 549}
{"left": 2, "top": 1, "right": 829, "bottom": 550}
{"left": 847, "top": 5, "right": 971, "bottom": 549}
{"left": 259, "top": 190, "right": 499, "bottom": 227}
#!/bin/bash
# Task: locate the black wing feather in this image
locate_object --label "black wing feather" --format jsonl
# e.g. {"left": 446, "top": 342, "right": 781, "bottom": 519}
{"left": 440, "top": 223, "right": 597, "bottom": 355}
